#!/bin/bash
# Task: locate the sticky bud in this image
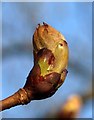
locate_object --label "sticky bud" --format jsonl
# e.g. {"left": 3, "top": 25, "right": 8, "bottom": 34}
{"left": 24, "top": 22, "right": 69, "bottom": 100}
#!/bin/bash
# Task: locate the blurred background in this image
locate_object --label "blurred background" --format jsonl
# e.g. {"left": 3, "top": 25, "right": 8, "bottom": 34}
{"left": 1, "top": 2, "right": 92, "bottom": 118}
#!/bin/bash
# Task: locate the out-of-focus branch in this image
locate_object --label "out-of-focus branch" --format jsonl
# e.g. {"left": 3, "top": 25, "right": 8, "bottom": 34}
{"left": 81, "top": 89, "right": 93, "bottom": 103}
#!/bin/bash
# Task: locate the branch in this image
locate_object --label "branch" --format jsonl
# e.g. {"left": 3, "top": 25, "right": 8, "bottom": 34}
{"left": 0, "top": 88, "right": 32, "bottom": 111}
{"left": 0, "top": 22, "right": 69, "bottom": 112}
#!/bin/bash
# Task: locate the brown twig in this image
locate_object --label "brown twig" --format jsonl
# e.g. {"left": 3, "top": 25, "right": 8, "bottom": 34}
{"left": 0, "top": 23, "right": 69, "bottom": 112}
{"left": 0, "top": 88, "right": 32, "bottom": 111}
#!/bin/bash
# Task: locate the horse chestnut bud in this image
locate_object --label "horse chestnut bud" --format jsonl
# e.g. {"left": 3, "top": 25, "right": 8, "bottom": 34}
{"left": 24, "top": 22, "right": 69, "bottom": 100}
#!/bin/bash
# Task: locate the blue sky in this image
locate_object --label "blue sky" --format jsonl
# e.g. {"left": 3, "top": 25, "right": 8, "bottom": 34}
{"left": 2, "top": 2, "right": 92, "bottom": 118}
